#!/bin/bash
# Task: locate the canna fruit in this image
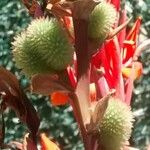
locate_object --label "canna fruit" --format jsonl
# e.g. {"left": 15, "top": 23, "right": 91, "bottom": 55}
{"left": 99, "top": 98, "right": 134, "bottom": 150}
{"left": 12, "top": 18, "right": 74, "bottom": 76}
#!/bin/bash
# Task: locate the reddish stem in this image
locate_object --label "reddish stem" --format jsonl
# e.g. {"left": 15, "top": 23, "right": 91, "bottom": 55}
{"left": 69, "top": 93, "right": 90, "bottom": 150}
{"left": 73, "top": 18, "right": 89, "bottom": 80}
{"left": 71, "top": 18, "right": 102, "bottom": 149}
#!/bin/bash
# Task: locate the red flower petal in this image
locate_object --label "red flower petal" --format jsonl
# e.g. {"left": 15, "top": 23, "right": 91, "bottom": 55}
{"left": 107, "top": 0, "right": 120, "bottom": 11}
{"left": 67, "top": 66, "right": 77, "bottom": 88}
{"left": 64, "top": 16, "right": 72, "bottom": 28}
{"left": 91, "top": 50, "right": 102, "bottom": 69}
{"left": 118, "top": 9, "right": 127, "bottom": 48}
{"left": 103, "top": 38, "right": 125, "bottom": 100}
{"left": 122, "top": 40, "right": 135, "bottom": 64}
{"left": 51, "top": 92, "right": 69, "bottom": 106}
{"left": 110, "top": 0, "right": 120, "bottom": 11}
{"left": 126, "top": 17, "right": 142, "bottom": 41}
{"left": 122, "top": 17, "right": 142, "bottom": 64}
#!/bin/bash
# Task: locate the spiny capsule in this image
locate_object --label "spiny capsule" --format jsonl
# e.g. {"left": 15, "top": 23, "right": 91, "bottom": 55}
{"left": 98, "top": 98, "right": 134, "bottom": 150}
{"left": 88, "top": 2, "right": 117, "bottom": 43}
{"left": 12, "top": 18, "right": 74, "bottom": 76}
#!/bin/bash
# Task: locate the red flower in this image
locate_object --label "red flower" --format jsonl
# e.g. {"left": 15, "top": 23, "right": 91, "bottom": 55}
{"left": 50, "top": 14, "right": 143, "bottom": 106}
{"left": 91, "top": 16, "right": 142, "bottom": 105}
{"left": 107, "top": 0, "right": 120, "bottom": 11}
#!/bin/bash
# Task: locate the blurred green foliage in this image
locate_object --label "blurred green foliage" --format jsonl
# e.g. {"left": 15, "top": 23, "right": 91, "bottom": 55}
{"left": 0, "top": 0, "right": 150, "bottom": 150}
{"left": 126, "top": 0, "right": 150, "bottom": 149}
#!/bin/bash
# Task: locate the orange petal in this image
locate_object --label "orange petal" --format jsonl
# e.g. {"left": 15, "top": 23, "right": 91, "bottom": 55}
{"left": 89, "top": 83, "right": 97, "bottom": 102}
{"left": 40, "top": 133, "right": 60, "bottom": 150}
{"left": 122, "top": 67, "right": 131, "bottom": 78}
{"left": 50, "top": 91, "right": 69, "bottom": 106}
{"left": 122, "top": 62, "right": 143, "bottom": 80}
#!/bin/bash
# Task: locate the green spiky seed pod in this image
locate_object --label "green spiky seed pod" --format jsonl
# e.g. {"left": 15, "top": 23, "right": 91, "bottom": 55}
{"left": 99, "top": 98, "right": 134, "bottom": 150}
{"left": 12, "top": 18, "right": 74, "bottom": 76}
{"left": 88, "top": 2, "right": 117, "bottom": 42}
